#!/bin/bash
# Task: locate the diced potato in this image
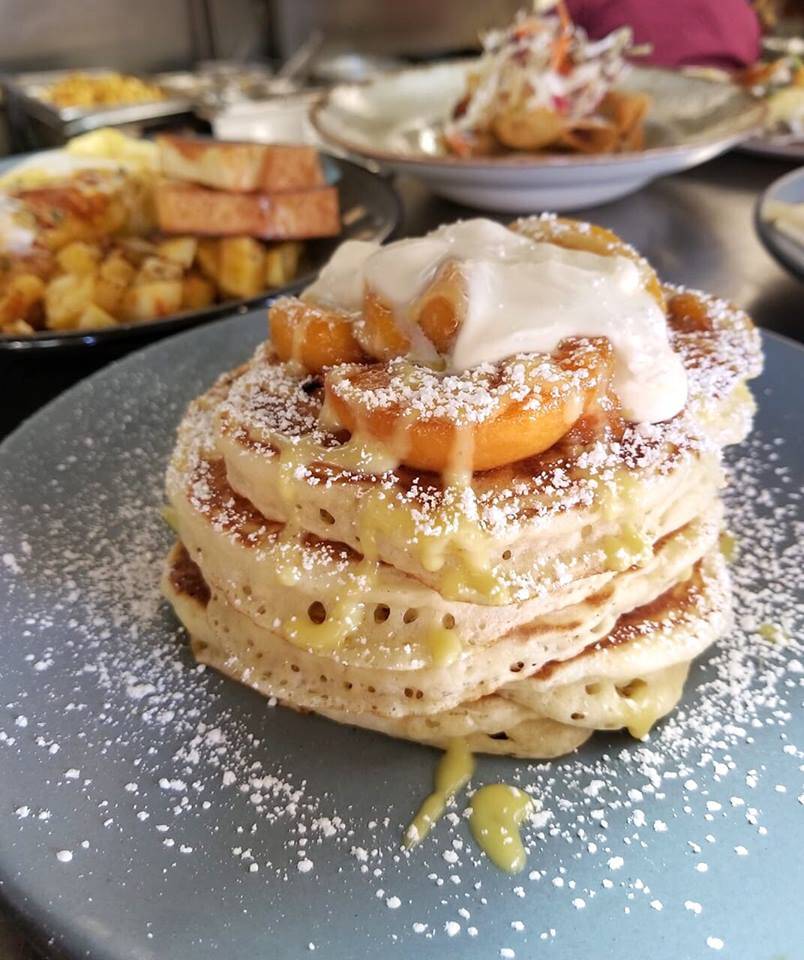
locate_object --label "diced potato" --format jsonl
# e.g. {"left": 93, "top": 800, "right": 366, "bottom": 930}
{"left": 1, "top": 318, "right": 35, "bottom": 336}
{"left": 44, "top": 273, "right": 94, "bottom": 330}
{"left": 77, "top": 303, "right": 118, "bottom": 330}
{"left": 281, "top": 240, "right": 302, "bottom": 280}
{"left": 100, "top": 251, "right": 136, "bottom": 287}
{"left": 264, "top": 248, "right": 286, "bottom": 288}
{"left": 181, "top": 273, "right": 216, "bottom": 311}
{"left": 0, "top": 274, "right": 45, "bottom": 325}
{"left": 38, "top": 196, "right": 128, "bottom": 252}
{"left": 157, "top": 237, "right": 198, "bottom": 269}
{"left": 195, "top": 238, "right": 220, "bottom": 283}
{"left": 56, "top": 241, "right": 101, "bottom": 276}
{"left": 264, "top": 241, "right": 302, "bottom": 288}
{"left": 264, "top": 240, "right": 302, "bottom": 288}
{"left": 218, "top": 236, "right": 265, "bottom": 299}
{"left": 116, "top": 236, "right": 157, "bottom": 266}
{"left": 136, "top": 256, "right": 183, "bottom": 284}
{"left": 94, "top": 276, "right": 126, "bottom": 315}
{"left": 94, "top": 250, "right": 135, "bottom": 314}
{"left": 121, "top": 280, "right": 182, "bottom": 322}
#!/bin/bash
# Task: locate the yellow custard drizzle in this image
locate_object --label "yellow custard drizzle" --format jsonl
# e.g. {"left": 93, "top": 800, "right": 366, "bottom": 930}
{"left": 719, "top": 530, "right": 737, "bottom": 562}
{"left": 759, "top": 622, "right": 786, "bottom": 644}
{"left": 161, "top": 504, "right": 179, "bottom": 532}
{"left": 404, "top": 741, "right": 475, "bottom": 848}
{"left": 468, "top": 784, "right": 533, "bottom": 874}
{"left": 405, "top": 746, "right": 535, "bottom": 875}
{"left": 424, "top": 627, "right": 462, "bottom": 667}
{"left": 617, "top": 677, "right": 663, "bottom": 740}
{"left": 598, "top": 472, "right": 651, "bottom": 573}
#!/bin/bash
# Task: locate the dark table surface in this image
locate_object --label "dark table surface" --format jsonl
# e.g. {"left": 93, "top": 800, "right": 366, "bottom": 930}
{"left": 0, "top": 149, "right": 801, "bottom": 959}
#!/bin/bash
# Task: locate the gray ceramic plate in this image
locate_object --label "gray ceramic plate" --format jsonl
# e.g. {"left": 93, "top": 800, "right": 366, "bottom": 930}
{"left": 755, "top": 165, "right": 804, "bottom": 283}
{"left": 0, "top": 313, "right": 802, "bottom": 960}
{"left": 312, "top": 61, "right": 764, "bottom": 211}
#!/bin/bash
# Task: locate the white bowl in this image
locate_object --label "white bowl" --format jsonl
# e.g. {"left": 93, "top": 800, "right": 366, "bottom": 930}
{"left": 312, "top": 60, "right": 764, "bottom": 212}
{"left": 211, "top": 92, "right": 324, "bottom": 146}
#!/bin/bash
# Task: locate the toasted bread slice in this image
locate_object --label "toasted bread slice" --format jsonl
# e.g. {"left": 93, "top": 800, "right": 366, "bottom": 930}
{"left": 154, "top": 181, "right": 340, "bottom": 240}
{"left": 157, "top": 136, "right": 326, "bottom": 193}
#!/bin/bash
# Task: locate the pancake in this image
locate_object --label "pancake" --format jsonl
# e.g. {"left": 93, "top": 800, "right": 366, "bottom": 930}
{"left": 162, "top": 542, "right": 729, "bottom": 757}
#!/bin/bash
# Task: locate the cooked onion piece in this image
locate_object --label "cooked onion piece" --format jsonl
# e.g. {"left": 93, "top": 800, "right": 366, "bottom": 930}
{"left": 492, "top": 105, "right": 567, "bottom": 151}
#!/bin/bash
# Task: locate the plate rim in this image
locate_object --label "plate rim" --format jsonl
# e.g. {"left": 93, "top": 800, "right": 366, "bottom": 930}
{"left": 311, "top": 60, "right": 766, "bottom": 171}
{"left": 0, "top": 152, "right": 402, "bottom": 354}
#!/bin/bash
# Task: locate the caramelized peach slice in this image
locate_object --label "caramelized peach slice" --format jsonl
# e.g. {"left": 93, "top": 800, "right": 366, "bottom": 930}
{"left": 325, "top": 338, "right": 613, "bottom": 474}
{"left": 666, "top": 290, "right": 713, "bottom": 333}
{"left": 360, "top": 260, "right": 465, "bottom": 361}
{"left": 269, "top": 296, "right": 365, "bottom": 372}
{"left": 359, "top": 290, "right": 411, "bottom": 361}
{"left": 414, "top": 260, "right": 466, "bottom": 353}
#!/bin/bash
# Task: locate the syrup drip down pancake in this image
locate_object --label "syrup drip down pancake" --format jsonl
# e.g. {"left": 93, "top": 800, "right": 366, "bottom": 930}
{"left": 162, "top": 215, "right": 761, "bottom": 759}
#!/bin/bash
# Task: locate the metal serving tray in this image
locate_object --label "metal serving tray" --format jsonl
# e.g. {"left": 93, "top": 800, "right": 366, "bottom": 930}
{"left": 2, "top": 67, "right": 195, "bottom": 138}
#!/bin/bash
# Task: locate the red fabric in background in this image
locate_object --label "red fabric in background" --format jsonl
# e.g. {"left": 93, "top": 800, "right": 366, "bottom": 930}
{"left": 566, "top": 0, "right": 761, "bottom": 69}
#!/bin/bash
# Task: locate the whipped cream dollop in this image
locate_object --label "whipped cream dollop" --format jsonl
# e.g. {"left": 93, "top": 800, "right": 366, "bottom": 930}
{"left": 303, "top": 239, "right": 380, "bottom": 312}
{"left": 303, "top": 218, "right": 688, "bottom": 424}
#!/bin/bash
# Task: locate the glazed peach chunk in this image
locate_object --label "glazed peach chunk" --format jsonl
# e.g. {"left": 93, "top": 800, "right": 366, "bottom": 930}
{"left": 325, "top": 338, "right": 614, "bottom": 473}
{"left": 269, "top": 296, "right": 365, "bottom": 372}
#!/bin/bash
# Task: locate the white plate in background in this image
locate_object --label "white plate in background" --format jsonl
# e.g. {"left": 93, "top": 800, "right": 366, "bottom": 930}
{"left": 755, "top": 165, "right": 804, "bottom": 282}
{"left": 312, "top": 60, "right": 764, "bottom": 212}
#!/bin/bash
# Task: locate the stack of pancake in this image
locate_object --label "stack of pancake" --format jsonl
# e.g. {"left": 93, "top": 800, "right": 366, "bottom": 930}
{"left": 162, "top": 216, "right": 761, "bottom": 758}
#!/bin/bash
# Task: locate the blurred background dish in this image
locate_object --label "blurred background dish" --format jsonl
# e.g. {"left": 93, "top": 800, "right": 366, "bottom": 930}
{"left": 735, "top": 50, "right": 804, "bottom": 160}
{"left": 0, "top": 142, "right": 400, "bottom": 437}
{"left": 312, "top": 61, "right": 764, "bottom": 211}
{"left": 208, "top": 90, "right": 324, "bottom": 145}
{"left": 2, "top": 68, "right": 198, "bottom": 150}
{"left": 755, "top": 164, "right": 804, "bottom": 281}
{"left": 0, "top": 148, "right": 400, "bottom": 353}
